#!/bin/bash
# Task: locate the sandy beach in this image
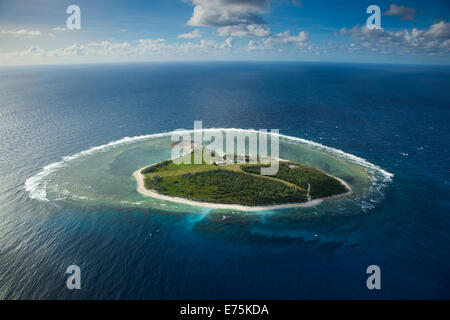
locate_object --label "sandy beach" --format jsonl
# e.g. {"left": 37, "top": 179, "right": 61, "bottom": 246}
{"left": 133, "top": 166, "right": 353, "bottom": 212}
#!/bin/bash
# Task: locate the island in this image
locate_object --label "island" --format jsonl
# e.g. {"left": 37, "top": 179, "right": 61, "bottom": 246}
{"left": 133, "top": 149, "right": 353, "bottom": 211}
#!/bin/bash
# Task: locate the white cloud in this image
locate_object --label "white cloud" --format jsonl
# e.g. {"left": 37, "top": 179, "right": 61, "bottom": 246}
{"left": 0, "top": 36, "right": 237, "bottom": 64}
{"left": 267, "top": 30, "right": 308, "bottom": 46}
{"left": 0, "top": 29, "right": 41, "bottom": 37}
{"left": 248, "top": 30, "right": 309, "bottom": 50}
{"left": 52, "top": 27, "right": 67, "bottom": 31}
{"left": 14, "top": 46, "right": 45, "bottom": 57}
{"left": 177, "top": 37, "right": 233, "bottom": 51}
{"left": 48, "top": 43, "right": 88, "bottom": 57}
{"left": 187, "top": 0, "right": 268, "bottom": 27}
{"left": 217, "top": 24, "right": 269, "bottom": 37}
{"left": 338, "top": 21, "right": 450, "bottom": 55}
{"left": 383, "top": 4, "right": 420, "bottom": 21}
{"left": 187, "top": 0, "right": 270, "bottom": 37}
{"left": 178, "top": 29, "right": 202, "bottom": 39}
{"left": 220, "top": 37, "right": 234, "bottom": 49}
{"left": 425, "top": 21, "right": 450, "bottom": 39}
{"left": 248, "top": 39, "right": 263, "bottom": 51}
{"left": 135, "top": 38, "right": 168, "bottom": 53}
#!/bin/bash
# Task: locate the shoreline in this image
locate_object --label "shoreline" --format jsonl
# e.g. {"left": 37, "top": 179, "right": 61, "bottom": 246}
{"left": 132, "top": 165, "right": 354, "bottom": 212}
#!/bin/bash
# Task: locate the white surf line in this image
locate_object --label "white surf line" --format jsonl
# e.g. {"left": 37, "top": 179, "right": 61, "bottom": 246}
{"left": 25, "top": 128, "right": 393, "bottom": 201}
{"left": 133, "top": 168, "right": 353, "bottom": 212}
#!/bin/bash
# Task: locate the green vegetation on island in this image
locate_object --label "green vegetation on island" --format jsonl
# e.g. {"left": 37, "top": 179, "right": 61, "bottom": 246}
{"left": 240, "top": 162, "right": 348, "bottom": 199}
{"left": 140, "top": 150, "right": 348, "bottom": 206}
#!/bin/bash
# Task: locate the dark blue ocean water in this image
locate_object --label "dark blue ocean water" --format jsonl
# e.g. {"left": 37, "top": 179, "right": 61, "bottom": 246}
{"left": 0, "top": 62, "right": 449, "bottom": 299}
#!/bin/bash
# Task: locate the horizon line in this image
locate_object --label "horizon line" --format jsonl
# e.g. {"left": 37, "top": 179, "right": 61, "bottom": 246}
{"left": 2, "top": 59, "right": 450, "bottom": 68}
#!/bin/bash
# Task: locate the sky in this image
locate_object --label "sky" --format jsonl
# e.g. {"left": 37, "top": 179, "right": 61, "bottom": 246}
{"left": 0, "top": 0, "right": 449, "bottom": 65}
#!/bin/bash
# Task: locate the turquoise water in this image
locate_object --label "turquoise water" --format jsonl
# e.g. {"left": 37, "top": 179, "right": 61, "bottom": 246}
{"left": 0, "top": 62, "right": 449, "bottom": 299}
{"left": 27, "top": 130, "right": 390, "bottom": 214}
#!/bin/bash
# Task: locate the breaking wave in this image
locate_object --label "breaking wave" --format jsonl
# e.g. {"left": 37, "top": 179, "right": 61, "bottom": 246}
{"left": 25, "top": 128, "right": 394, "bottom": 202}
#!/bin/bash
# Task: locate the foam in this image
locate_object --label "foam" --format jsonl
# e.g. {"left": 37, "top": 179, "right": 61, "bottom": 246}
{"left": 25, "top": 128, "right": 394, "bottom": 201}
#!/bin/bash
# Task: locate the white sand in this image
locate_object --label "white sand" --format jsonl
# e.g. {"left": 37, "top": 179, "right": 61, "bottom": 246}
{"left": 133, "top": 166, "right": 353, "bottom": 212}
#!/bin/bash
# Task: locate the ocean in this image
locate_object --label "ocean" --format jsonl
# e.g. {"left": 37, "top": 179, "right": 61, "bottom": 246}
{"left": 0, "top": 62, "right": 449, "bottom": 299}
